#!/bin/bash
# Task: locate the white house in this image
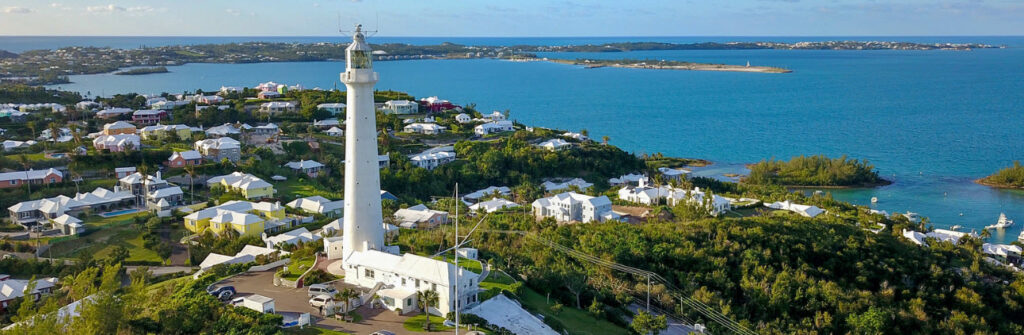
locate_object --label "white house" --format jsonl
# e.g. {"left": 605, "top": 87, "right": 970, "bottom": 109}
{"left": 286, "top": 196, "right": 344, "bottom": 217}
{"left": 474, "top": 120, "right": 514, "bottom": 136}
{"left": 537, "top": 138, "right": 571, "bottom": 151}
{"left": 284, "top": 160, "right": 327, "bottom": 178}
{"left": 313, "top": 118, "right": 341, "bottom": 128}
{"left": 317, "top": 103, "right": 347, "bottom": 115}
{"left": 0, "top": 276, "right": 59, "bottom": 311}
{"left": 92, "top": 134, "right": 141, "bottom": 152}
{"left": 764, "top": 200, "right": 825, "bottom": 218}
{"left": 665, "top": 187, "right": 732, "bottom": 215}
{"left": 382, "top": 100, "right": 418, "bottom": 115}
{"left": 462, "top": 186, "right": 512, "bottom": 203}
{"left": 394, "top": 204, "right": 449, "bottom": 229}
{"left": 324, "top": 126, "right": 344, "bottom": 137}
{"left": 409, "top": 148, "right": 456, "bottom": 170}
{"left": 618, "top": 185, "right": 673, "bottom": 205}
{"left": 532, "top": 192, "right": 616, "bottom": 223}
{"left": 609, "top": 173, "right": 648, "bottom": 187}
{"left": 404, "top": 123, "right": 447, "bottom": 135}
{"left": 658, "top": 167, "right": 691, "bottom": 181}
{"left": 926, "top": 229, "right": 977, "bottom": 244}
{"left": 541, "top": 178, "right": 593, "bottom": 193}
{"left": 343, "top": 249, "right": 480, "bottom": 315}
{"left": 485, "top": 111, "right": 505, "bottom": 121}
{"left": 562, "top": 132, "right": 588, "bottom": 141}
{"left": 263, "top": 227, "right": 321, "bottom": 249}
{"left": 259, "top": 101, "right": 297, "bottom": 114}
{"left": 469, "top": 198, "right": 520, "bottom": 213}
{"left": 455, "top": 113, "right": 471, "bottom": 124}
{"left": 198, "top": 245, "right": 285, "bottom": 270}
{"left": 204, "top": 123, "right": 242, "bottom": 137}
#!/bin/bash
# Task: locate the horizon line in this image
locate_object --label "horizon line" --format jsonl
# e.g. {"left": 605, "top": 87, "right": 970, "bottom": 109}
{"left": 2, "top": 34, "right": 1023, "bottom": 38}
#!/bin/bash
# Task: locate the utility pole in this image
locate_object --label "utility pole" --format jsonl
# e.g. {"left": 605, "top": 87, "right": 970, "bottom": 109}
{"left": 646, "top": 274, "right": 651, "bottom": 311}
{"left": 454, "top": 183, "right": 460, "bottom": 335}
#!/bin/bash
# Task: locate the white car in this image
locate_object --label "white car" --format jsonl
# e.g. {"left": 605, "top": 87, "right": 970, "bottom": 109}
{"left": 309, "top": 294, "right": 334, "bottom": 308}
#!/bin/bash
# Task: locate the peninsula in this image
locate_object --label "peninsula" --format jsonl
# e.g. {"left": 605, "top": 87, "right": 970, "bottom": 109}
{"left": 976, "top": 161, "right": 1024, "bottom": 189}
{"left": 546, "top": 58, "right": 792, "bottom": 73}
{"left": 745, "top": 155, "right": 891, "bottom": 188}
{"left": 114, "top": 66, "right": 169, "bottom": 75}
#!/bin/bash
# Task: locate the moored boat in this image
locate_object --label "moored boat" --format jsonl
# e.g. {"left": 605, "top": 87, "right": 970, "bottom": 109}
{"left": 985, "top": 213, "right": 1014, "bottom": 230}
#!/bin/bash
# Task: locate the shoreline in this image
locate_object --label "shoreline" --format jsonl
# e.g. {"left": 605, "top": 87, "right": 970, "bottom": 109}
{"left": 974, "top": 178, "right": 1024, "bottom": 190}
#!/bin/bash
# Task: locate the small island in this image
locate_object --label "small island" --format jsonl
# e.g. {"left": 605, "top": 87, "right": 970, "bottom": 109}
{"left": 976, "top": 161, "right": 1024, "bottom": 189}
{"left": 548, "top": 58, "right": 792, "bottom": 73}
{"left": 114, "top": 66, "right": 169, "bottom": 75}
{"left": 745, "top": 155, "right": 891, "bottom": 187}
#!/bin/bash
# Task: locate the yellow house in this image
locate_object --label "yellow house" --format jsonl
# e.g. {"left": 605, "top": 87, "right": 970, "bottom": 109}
{"left": 184, "top": 200, "right": 286, "bottom": 237}
{"left": 140, "top": 124, "right": 192, "bottom": 141}
{"left": 207, "top": 172, "right": 277, "bottom": 199}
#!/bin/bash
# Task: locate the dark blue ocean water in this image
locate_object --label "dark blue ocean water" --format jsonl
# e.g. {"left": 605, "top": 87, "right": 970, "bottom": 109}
{"left": 7, "top": 36, "right": 1024, "bottom": 242}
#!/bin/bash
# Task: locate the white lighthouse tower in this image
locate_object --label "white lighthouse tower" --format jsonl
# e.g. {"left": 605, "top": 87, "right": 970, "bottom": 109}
{"left": 341, "top": 25, "right": 384, "bottom": 255}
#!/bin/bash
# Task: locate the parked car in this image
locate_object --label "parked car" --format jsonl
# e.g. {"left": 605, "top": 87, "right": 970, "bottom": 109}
{"left": 306, "top": 283, "right": 338, "bottom": 297}
{"left": 206, "top": 285, "right": 236, "bottom": 300}
{"left": 309, "top": 294, "right": 334, "bottom": 308}
{"left": 370, "top": 331, "right": 396, "bottom": 335}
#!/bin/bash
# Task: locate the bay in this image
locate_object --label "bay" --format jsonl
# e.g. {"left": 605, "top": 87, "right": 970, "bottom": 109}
{"left": 33, "top": 36, "right": 1024, "bottom": 243}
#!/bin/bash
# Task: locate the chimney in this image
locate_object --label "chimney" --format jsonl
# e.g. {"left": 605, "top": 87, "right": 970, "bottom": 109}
{"left": 156, "top": 171, "right": 162, "bottom": 180}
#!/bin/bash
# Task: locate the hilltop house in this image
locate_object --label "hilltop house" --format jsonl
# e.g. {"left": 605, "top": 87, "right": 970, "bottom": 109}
{"left": 184, "top": 200, "right": 290, "bottom": 237}
{"left": 609, "top": 173, "right": 648, "bottom": 187}
{"left": 0, "top": 168, "right": 63, "bottom": 189}
{"left": 251, "top": 123, "right": 279, "bottom": 135}
{"left": 764, "top": 200, "right": 825, "bottom": 218}
{"left": 532, "top": 192, "right": 616, "bottom": 223}
{"left": 51, "top": 214, "right": 85, "bottom": 235}
{"left": 256, "top": 91, "right": 281, "bottom": 99}
{"left": 284, "top": 160, "right": 327, "bottom": 178}
{"left": 404, "top": 123, "right": 447, "bottom": 135}
{"left": 286, "top": 196, "right": 344, "bottom": 218}
{"left": 474, "top": 121, "right": 514, "bottom": 136}
{"left": 455, "top": 113, "right": 471, "bottom": 124}
{"left": 194, "top": 137, "right": 241, "bottom": 162}
{"left": 102, "top": 121, "right": 137, "bottom": 135}
{"left": 409, "top": 147, "right": 456, "bottom": 170}
{"left": 484, "top": 111, "right": 505, "bottom": 121}
{"left": 536, "top": 138, "right": 571, "bottom": 151}
{"left": 93, "top": 134, "right": 141, "bottom": 152}
{"left": 394, "top": 204, "right": 449, "bottom": 229}
{"left": 658, "top": 167, "right": 690, "bottom": 181}
{"left": 207, "top": 172, "right": 276, "bottom": 199}
{"left": 263, "top": 227, "right": 321, "bottom": 249}
{"left": 118, "top": 172, "right": 184, "bottom": 210}
{"left": 259, "top": 101, "right": 297, "bottom": 114}
{"left": 166, "top": 150, "right": 203, "bottom": 168}
{"left": 382, "top": 100, "right": 418, "bottom": 115}
{"left": 204, "top": 123, "right": 243, "bottom": 137}
{"left": 199, "top": 245, "right": 284, "bottom": 270}
{"left": 419, "top": 96, "right": 457, "bottom": 113}
{"left": 95, "top": 108, "right": 134, "bottom": 119}
{"left": 324, "top": 127, "right": 344, "bottom": 137}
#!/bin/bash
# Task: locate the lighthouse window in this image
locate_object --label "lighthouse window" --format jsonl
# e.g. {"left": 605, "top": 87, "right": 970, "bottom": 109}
{"left": 349, "top": 50, "right": 371, "bottom": 69}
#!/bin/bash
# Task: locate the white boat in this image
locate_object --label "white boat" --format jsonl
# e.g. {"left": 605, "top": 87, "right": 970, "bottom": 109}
{"left": 870, "top": 197, "right": 878, "bottom": 203}
{"left": 985, "top": 213, "right": 1014, "bottom": 230}
{"left": 951, "top": 225, "right": 963, "bottom": 231}
{"left": 902, "top": 212, "right": 921, "bottom": 223}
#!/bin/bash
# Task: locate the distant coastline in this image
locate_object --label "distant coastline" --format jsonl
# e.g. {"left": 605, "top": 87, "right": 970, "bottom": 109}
{"left": 545, "top": 58, "right": 792, "bottom": 73}
{"left": 114, "top": 66, "right": 169, "bottom": 75}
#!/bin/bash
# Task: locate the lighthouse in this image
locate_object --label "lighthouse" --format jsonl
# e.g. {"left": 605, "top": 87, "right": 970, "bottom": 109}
{"left": 341, "top": 25, "right": 384, "bottom": 255}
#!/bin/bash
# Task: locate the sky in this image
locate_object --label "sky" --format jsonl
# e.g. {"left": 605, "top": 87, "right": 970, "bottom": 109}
{"left": 0, "top": 0, "right": 1022, "bottom": 36}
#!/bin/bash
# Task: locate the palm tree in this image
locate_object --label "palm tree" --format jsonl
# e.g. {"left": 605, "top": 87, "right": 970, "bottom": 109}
{"left": 417, "top": 289, "right": 440, "bottom": 331}
{"left": 184, "top": 165, "right": 197, "bottom": 204}
{"left": 333, "top": 288, "right": 358, "bottom": 321}
{"left": 17, "top": 154, "right": 31, "bottom": 196}
{"left": 68, "top": 124, "right": 82, "bottom": 146}
{"left": 47, "top": 122, "right": 61, "bottom": 143}
{"left": 26, "top": 121, "right": 37, "bottom": 140}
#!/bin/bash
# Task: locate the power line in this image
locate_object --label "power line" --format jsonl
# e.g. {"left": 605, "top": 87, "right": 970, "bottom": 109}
{"left": 479, "top": 229, "right": 757, "bottom": 335}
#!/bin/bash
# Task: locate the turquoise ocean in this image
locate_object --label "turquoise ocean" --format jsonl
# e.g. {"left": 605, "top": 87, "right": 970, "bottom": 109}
{"left": 2, "top": 36, "right": 1022, "bottom": 242}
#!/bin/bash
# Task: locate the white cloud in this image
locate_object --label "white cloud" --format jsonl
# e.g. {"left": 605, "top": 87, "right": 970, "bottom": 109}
{"left": 226, "top": 8, "right": 241, "bottom": 16}
{"left": 87, "top": 4, "right": 126, "bottom": 12}
{"left": 3, "top": 6, "right": 33, "bottom": 14}
{"left": 126, "top": 6, "right": 154, "bottom": 13}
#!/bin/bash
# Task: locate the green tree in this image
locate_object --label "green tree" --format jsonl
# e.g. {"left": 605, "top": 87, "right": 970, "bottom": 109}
{"left": 108, "top": 245, "right": 130, "bottom": 265}
{"left": 630, "top": 310, "right": 668, "bottom": 335}
{"left": 417, "top": 289, "right": 440, "bottom": 330}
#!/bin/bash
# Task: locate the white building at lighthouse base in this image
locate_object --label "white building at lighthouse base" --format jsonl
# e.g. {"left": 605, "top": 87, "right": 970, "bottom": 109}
{"left": 341, "top": 249, "right": 480, "bottom": 315}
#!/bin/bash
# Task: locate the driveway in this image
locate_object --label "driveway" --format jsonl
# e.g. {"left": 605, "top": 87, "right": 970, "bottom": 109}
{"left": 221, "top": 270, "right": 457, "bottom": 335}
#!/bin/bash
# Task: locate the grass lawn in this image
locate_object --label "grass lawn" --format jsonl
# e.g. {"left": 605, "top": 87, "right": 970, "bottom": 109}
{"left": 518, "top": 287, "right": 629, "bottom": 335}
{"left": 479, "top": 271, "right": 514, "bottom": 292}
{"left": 284, "top": 327, "right": 352, "bottom": 335}
{"left": 281, "top": 256, "right": 315, "bottom": 281}
{"left": 402, "top": 314, "right": 454, "bottom": 332}
{"left": 48, "top": 212, "right": 164, "bottom": 264}
{"left": 277, "top": 180, "right": 342, "bottom": 199}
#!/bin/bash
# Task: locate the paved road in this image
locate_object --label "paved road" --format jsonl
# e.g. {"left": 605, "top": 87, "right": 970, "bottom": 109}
{"left": 125, "top": 266, "right": 194, "bottom": 276}
{"left": 221, "top": 270, "right": 457, "bottom": 335}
